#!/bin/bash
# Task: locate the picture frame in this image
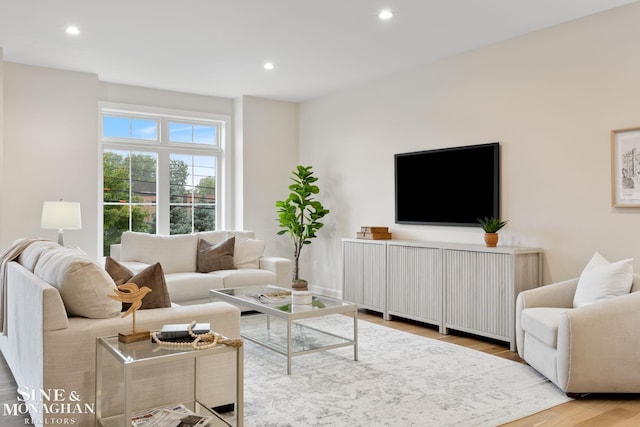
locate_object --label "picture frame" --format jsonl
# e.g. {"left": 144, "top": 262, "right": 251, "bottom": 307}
{"left": 611, "top": 127, "right": 640, "bottom": 207}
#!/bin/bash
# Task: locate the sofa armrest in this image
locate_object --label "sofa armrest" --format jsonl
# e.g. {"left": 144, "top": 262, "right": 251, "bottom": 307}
{"left": 1, "top": 261, "right": 69, "bottom": 424}
{"left": 556, "top": 291, "right": 640, "bottom": 392}
{"left": 109, "top": 244, "right": 122, "bottom": 261}
{"left": 517, "top": 278, "right": 578, "bottom": 310}
{"left": 8, "top": 262, "right": 68, "bottom": 332}
{"left": 259, "top": 256, "right": 292, "bottom": 287}
{"left": 515, "top": 278, "right": 578, "bottom": 357}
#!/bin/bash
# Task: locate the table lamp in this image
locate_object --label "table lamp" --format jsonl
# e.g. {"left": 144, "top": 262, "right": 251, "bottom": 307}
{"left": 40, "top": 200, "right": 82, "bottom": 246}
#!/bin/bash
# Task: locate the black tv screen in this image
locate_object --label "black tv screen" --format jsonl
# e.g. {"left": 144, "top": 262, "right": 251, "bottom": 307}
{"left": 394, "top": 143, "right": 500, "bottom": 226}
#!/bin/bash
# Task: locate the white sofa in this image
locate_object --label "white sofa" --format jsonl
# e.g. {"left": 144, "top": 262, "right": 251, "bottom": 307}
{"left": 110, "top": 231, "right": 292, "bottom": 305}
{"left": 0, "top": 239, "right": 241, "bottom": 425}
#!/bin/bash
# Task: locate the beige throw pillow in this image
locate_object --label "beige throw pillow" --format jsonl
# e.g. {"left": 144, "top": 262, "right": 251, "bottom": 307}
{"left": 34, "top": 247, "right": 121, "bottom": 318}
{"left": 197, "top": 237, "right": 237, "bottom": 273}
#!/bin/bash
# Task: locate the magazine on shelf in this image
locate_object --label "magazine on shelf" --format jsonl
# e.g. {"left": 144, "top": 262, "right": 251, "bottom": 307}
{"left": 247, "top": 289, "right": 292, "bottom": 303}
{"left": 132, "top": 404, "right": 212, "bottom": 426}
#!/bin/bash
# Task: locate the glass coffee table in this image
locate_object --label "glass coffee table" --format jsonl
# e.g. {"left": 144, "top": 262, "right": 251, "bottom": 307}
{"left": 211, "top": 285, "right": 358, "bottom": 374}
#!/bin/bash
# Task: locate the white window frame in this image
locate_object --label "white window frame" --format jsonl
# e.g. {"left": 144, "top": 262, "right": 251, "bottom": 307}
{"left": 98, "top": 102, "right": 232, "bottom": 255}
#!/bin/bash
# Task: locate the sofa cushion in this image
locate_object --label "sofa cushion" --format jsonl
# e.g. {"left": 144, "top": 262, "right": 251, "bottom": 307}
{"left": 120, "top": 232, "right": 198, "bottom": 274}
{"left": 197, "top": 237, "right": 237, "bottom": 273}
{"left": 165, "top": 273, "right": 225, "bottom": 302}
{"left": 231, "top": 234, "right": 266, "bottom": 269}
{"left": 210, "top": 268, "right": 277, "bottom": 288}
{"left": 33, "top": 246, "right": 121, "bottom": 318}
{"left": 573, "top": 252, "right": 633, "bottom": 308}
{"left": 194, "top": 230, "right": 234, "bottom": 245}
{"left": 113, "top": 260, "right": 150, "bottom": 275}
{"left": 521, "top": 307, "right": 570, "bottom": 348}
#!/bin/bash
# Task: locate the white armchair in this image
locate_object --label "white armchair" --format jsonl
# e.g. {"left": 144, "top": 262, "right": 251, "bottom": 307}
{"left": 515, "top": 274, "right": 640, "bottom": 395}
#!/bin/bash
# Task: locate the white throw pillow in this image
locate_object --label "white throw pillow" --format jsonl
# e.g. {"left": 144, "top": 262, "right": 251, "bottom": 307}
{"left": 232, "top": 234, "right": 266, "bottom": 269}
{"left": 573, "top": 252, "right": 633, "bottom": 308}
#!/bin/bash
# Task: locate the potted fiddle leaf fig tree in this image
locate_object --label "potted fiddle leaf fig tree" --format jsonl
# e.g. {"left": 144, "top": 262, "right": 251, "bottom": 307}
{"left": 477, "top": 217, "right": 508, "bottom": 247}
{"left": 276, "top": 165, "right": 330, "bottom": 291}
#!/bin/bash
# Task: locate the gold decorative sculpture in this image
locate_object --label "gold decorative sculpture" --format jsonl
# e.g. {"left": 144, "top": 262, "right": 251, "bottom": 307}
{"left": 108, "top": 283, "right": 152, "bottom": 343}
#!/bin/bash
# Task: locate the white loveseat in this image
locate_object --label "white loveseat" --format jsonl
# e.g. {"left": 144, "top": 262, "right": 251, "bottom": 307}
{"left": 110, "top": 231, "right": 292, "bottom": 305}
{"left": 0, "top": 239, "right": 241, "bottom": 426}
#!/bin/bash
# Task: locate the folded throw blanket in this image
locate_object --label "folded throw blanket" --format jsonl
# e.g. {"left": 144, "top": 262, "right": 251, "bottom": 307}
{"left": 0, "top": 238, "right": 46, "bottom": 334}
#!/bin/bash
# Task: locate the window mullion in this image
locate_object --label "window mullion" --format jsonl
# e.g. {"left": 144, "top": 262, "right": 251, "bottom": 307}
{"left": 157, "top": 151, "right": 171, "bottom": 235}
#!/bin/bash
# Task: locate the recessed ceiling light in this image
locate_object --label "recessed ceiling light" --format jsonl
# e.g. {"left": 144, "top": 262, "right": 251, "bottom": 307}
{"left": 378, "top": 9, "right": 393, "bottom": 20}
{"left": 263, "top": 62, "right": 275, "bottom": 70}
{"left": 66, "top": 25, "right": 80, "bottom": 35}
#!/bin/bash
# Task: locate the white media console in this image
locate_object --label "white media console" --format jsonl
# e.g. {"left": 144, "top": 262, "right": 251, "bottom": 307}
{"left": 342, "top": 238, "right": 542, "bottom": 351}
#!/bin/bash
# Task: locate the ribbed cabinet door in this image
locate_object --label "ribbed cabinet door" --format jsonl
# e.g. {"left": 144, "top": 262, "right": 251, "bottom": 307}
{"left": 343, "top": 240, "right": 364, "bottom": 304}
{"left": 342, "top": 240, "right": 386, "bottom": 312}
{"left": 387, "top": 244, "right": 441, "bottom": 325}
{"left": 445, "top": 250, "right": 510, "bottom": 338}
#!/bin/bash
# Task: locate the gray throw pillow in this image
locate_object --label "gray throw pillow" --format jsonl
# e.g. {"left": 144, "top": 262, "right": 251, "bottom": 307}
{"left": 105, "top": 258, "right": 171, "bottom": 310}
{"left": 197, "top": 237, "right": 237, "bottom": 273}
{"left": 105, "top": 256, "right": 133, "bottom": 285}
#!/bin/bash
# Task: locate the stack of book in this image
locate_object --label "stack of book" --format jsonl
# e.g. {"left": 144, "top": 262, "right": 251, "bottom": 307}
{"left": 152, "top": 323, "right": 211, "bottom": 343}
{"left": 356, "top": 226, "right": 392, "bottom": 240}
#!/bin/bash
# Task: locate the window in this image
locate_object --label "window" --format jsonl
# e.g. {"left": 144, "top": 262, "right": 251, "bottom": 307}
{"left": 100, "top": 104, "right": 229, "bottom": 256}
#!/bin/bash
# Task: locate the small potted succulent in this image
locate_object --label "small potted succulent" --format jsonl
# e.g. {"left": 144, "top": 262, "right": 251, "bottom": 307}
{"left": 477, "top": 217, "right": 508, "bottom": 247}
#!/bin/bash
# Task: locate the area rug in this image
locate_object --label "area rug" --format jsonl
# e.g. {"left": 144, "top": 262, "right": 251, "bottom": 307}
{"left": 236, "top": 314, "right": 570, "bottom": 427}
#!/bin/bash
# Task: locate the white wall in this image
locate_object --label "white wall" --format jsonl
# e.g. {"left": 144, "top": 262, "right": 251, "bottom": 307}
{"left": 0, "top": 48, "right": 3, "bottom": 244}
{"left": 299, "top": 2, "right": 640, "bottom": 295}
{"left": 99, "top": 82, "right": 234, "bottom": 115}
{"left": 1, "top": 63, "right": 99, "bottom": 256}
{"left": 234, "top": 96, "right": 298, "bottom": 259}
{"left": 0, "top": 71, "right": 297, "bottom": 261}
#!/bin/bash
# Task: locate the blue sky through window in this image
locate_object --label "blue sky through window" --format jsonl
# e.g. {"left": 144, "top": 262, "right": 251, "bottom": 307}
{"left": 169, "top": 122, "right": 216, "bottom": 145}
{"left": 103, "top": 116, "right": 157, "bottom": 140}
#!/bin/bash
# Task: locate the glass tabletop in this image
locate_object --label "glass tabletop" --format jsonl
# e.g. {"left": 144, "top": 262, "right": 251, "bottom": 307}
{"left": 212, "top": 285, "right": 354, "bottom": 315}
{"left": 98, "top": 334, "right": 233, "bottom": 365}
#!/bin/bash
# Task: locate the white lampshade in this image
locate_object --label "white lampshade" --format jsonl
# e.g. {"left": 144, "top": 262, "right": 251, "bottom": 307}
{"left": 41, "top": 201, "right": 82, "bottom": 230}
{"left": 41, "top": 201, "right": 82, "bottom": 246}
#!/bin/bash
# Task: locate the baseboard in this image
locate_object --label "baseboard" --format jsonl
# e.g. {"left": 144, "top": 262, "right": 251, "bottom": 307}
{"left": 308, "top": 285, "right": 341, "bottom": 300}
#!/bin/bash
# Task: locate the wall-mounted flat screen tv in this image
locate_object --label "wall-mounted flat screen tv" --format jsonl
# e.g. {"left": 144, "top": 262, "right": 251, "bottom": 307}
{"left": 394, "top": 142, "right": 500, "bottom": 226}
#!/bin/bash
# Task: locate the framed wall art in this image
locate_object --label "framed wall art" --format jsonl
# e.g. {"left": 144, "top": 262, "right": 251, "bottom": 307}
{"left": 611, "top": 127, "right": 640, "bottom": 207}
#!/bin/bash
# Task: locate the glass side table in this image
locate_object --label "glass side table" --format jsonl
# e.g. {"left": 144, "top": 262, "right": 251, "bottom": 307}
{"left": 95, "top": 334, "right": 243, "bottom": 427}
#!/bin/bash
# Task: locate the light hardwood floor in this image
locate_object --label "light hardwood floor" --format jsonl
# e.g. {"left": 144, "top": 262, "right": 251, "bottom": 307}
{"left": 0, "top": 351, "right": 25, "bottom": 426}
{"left": 1, "top": 311, "right": 638, "bottom": 426}
{"left": 357, "top": 310, "right": 640, "bottom": 427}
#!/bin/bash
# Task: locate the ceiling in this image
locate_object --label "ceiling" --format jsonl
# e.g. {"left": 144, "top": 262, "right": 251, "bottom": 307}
{"left": 0, "top": 0, "right": 636, "bottom": 102}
